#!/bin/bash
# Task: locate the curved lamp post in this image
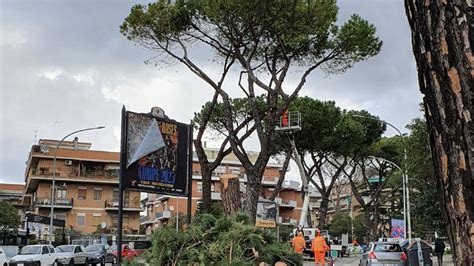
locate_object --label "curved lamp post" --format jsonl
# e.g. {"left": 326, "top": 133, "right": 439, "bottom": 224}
{"left": 49, "top": 126, "right": 105, "bottom": 244}
{"left": 350, "top": 114, "right": 411, "bottom": 240}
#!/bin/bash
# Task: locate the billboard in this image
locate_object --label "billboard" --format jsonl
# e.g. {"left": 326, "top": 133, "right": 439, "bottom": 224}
{"left": 255, "top": 201, "right": 277, "bottom": 228}
{"left": 390, "top": 218, "right": 406, "bottom": 239}
{"left": 122, "top": 111, "right": 192, "bottom": 196}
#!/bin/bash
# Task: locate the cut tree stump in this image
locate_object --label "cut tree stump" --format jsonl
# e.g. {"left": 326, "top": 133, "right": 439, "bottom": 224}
{"left": 220, "top": 174, "right": 241, "bottom": 216}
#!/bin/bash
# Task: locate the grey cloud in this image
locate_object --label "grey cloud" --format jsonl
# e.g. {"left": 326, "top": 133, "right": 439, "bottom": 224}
{"left": 1, "top": 0, "right": 424, "bottom": 183}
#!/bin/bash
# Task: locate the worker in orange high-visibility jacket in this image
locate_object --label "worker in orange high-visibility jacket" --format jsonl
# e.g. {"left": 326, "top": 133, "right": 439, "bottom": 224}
{"left": 291, "top": 230, "right": 306, "bottom": 254}
{"left": 312, "top": 230, "right": 329, "bottom": 265}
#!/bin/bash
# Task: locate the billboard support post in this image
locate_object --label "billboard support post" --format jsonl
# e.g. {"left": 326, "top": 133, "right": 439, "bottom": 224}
{"left": 118, "top": 105, "right": 127, "bottom": 265}
{"left": 186, "top": 122, "right": 193, "bottom": 224}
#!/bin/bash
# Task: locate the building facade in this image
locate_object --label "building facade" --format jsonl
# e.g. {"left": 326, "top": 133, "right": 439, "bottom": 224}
{"left": 141, "top": 148, "right": 303, "bottom": 236}
{"left": 0, "top": 183, "right": 27, "bottom": 219}
{"left": 23, "top": 139, "right": 142, "bottom": 239}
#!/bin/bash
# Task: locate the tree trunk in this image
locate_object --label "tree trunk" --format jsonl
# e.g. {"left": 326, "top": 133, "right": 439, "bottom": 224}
{"left": 201, "top": 166, "right": 212, "bottom": 212}
{"left": 245, "top": 175, "right": 262, "bottom": 225}
{"left": 318, "top": 196, "right": 329, "bottom": 229}
{"left": 405, "top": 1, "right": 473, "bottom": 264}
{"left": 371, "top": 203, "right": 380, "bottom": 241}
{"left": 220, "top": 174, "right": 241, "bottom": 216}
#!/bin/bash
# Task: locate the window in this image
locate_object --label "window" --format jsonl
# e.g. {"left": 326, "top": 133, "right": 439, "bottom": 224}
{"left": 77, "top": 213, "right": 86, "bottom": 227}
{"left": 215, "top": 166, "right": 226, "bottom": 174}
{"left": 78, "top": 188, "right": 87, "bottom": 200}
{"left": 229, "top": 167, "right": 241, "bottom": 174}
{"left": 196, "top": 182, "right": 202, "bottom": 192}
{"left": 124, "top": 191, "right": 130, "bottom": 206}
{"left": 106, "top": 168, "right": 119, "bottom": 177}
{"left": 42, "top": 246, "right": 49, "bottom": 254}
{"left": 111, "top": 215, "right": 118, "bottom": 228}
{"left": 49, "top": 246, "right": 55, "bottom": 253}
{"left": 54, "top": 214, "right": 66, "bottom": 222}
{"left": 57, "top": 189, "right": 67, "bottom": 199}
{"left": 74, "top": 246, "right": 81, "bottom": 253}
{"left": 123, "top": 216, "right": 129, "bottom": 228}
{"left": 92, "top": 214, "right": 101, "bottom": 226}
{"left": 374, "top": 244, "right": 401, "bottom": 252}
{"left": 113, "top": 190, "right": 119, "bottom": 202}
{"left": 93, "top": 189, "right": 102, "bottom": 200}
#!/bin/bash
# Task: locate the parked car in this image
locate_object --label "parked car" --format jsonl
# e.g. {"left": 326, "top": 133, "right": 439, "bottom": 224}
{"left": 112, "top": 245, "right": 138, "bottom": 262}
{"left": 0, "top": 247, "right": 8, "bottom": 266}
{"left": 55, "top": 245, "right": 88, "bottom": 265}
{"left": 9, "top": 245, "right": 58, "bottom": 266}
{"left": 84, "top": 244, "right": 115, "bottom": 265}
{"left": 360, "top": 241, "right": 407, "bottom": 266}
{"left": 400, "top": 239, "right": 433, "bottom": 266}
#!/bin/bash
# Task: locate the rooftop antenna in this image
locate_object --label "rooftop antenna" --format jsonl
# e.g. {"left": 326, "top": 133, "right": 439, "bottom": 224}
{"left": 34, "top": 130, "right": 38, "bottom": 144}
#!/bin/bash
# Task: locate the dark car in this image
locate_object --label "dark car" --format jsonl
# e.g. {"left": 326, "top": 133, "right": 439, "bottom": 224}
{"left": 84, "top": 244, "right": 116, "bottom": 265}
{"left": 400, "top": 239, "right": 433, "bottom": 266}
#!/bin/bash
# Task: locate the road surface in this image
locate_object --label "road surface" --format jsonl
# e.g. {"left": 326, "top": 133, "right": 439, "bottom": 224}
{"left": 303, "top": 255, "right": 454, "bottom": 265}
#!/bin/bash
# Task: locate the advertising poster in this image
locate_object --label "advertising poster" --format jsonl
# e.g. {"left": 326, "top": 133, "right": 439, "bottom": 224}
{"left": 123, "top": 111, "right": 191, "bottom": 196}
{"left": 255, "top": 201, "right": 277, "bottom": 228}
{"left": 390, "top": 218, "right": 406, "bottom": 239}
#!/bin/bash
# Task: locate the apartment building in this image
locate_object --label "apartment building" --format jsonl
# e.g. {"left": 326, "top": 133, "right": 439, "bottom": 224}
{"left": 141, "top": 147, "right": 303, "bottom": 235}
{"left": 308, "top": 183, "right": 354, "bottom": 225}
{"left": 23, "top": 139, "right": 142, "bottom": 239}
{"left": 0, "top": 183, "right": 27, "bottom": 223}
{"left": 308, "top": 179, "right": 402, "bottom": 228}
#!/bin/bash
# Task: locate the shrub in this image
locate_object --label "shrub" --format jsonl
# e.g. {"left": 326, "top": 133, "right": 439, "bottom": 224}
{"left": 147, "top": 212, "right": 302, "bottom": 265}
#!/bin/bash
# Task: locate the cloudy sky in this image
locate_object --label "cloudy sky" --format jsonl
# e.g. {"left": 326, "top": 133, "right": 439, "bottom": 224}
{"left": 0, "top": 0, "right": 422, "bottom": 184}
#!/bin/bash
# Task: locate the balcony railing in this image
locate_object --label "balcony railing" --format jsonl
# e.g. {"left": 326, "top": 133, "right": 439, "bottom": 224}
{"left": 31, "top": 167, "right": 118, "bottom": 181}
{"left": 155, "top": 211, "right": 171, "bottom": 220}
{"left": 211, "top": 192, "right": 221, "bottom": 200}
{"left": 36, "top": 197, "right": 73, "bottom": 208}
{"left": 140, "top": 216, "right": 154, "bottom": 225}
{"left": 277, "top": 216, "right": 297, "bottom": 225}
{"left": 104, "top": 200, "right": 142, "bottom": 211}
{"left": 279, "top": 199, "right": 297, "bottom": 208}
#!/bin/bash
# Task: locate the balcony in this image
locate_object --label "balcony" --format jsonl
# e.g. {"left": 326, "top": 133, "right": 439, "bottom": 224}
{"left": 26, "top": 176, "right": 118, "bottom": 195}
{"left": 277, "top": 216, "right": 297, "bottom": 225}
{"left": 36, "top": 197, "right": 73, "bottom": 209}
{"left": 261, "top": 178, "right": 277, "bottom": 186}
{"left": 279, "top": 199, "right": 297, "bottom": 208}
{"left": 282, "top": 180, "right": 300, "bottom": 190}
{"left": 211, "top": 192, "right": 221, "bottom": 201}
{"left": 140, "top": 216, "right": 154, "bottom": 225}
{"left": 104, "top": 200, "right": 143, "bottom": 212}
{"left": 155, "top": 211, "right": 171, "bottom": 220}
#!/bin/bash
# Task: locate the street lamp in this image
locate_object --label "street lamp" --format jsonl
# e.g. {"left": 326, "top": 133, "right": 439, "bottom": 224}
{"left": 49, "top": 126, "right": 105, "bottom": 244}
{"left": 368, "top": 156, "right": 407, "bottom": 239}
{"left": 350, "top": 114, "right": 412, "bottom": 240}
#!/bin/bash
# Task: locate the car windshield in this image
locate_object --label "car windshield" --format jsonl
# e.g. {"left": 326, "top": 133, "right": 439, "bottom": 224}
{"left": 56, "top": 246, "right": 74, "bottom": 253}
{"left": 85, "top": 245, "right": 103, "bottom": 252}
{"left": 375, "top": 243, "right": 402, "bottom": 252}
{"left": 20, "top": 246, "right": 42, "bottom": 255}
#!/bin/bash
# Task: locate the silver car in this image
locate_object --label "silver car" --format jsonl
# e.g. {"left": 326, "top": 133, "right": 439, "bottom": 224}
{"left": 55, "top": 245, "right": 89, "bottom": 265}
{"left": 360, "top": 241, "right": 407, "bottom": 266}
